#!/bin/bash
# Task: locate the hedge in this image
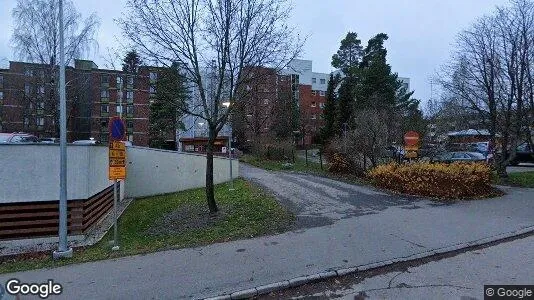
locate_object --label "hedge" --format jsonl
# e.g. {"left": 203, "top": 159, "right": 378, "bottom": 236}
{"left": 368, "top": 162, "right": 494, "bottom": 199}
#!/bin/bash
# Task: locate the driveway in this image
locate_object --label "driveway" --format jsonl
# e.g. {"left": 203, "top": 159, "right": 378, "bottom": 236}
{"left": 241, "top": 163, "right": 419, "bottom": 227}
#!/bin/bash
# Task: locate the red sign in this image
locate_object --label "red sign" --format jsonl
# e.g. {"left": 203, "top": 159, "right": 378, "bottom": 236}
{"left": 404, "top": 131, "right": 420, "bottom": 147}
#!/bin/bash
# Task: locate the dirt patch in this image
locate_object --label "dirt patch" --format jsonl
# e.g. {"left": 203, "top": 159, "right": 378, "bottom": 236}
{"left": 146, "top": 204, "right": 230, "bottom": 236}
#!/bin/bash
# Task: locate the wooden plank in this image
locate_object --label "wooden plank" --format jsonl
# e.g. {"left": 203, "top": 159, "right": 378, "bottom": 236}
{"left": 83, "top": 201, "right": 113, "bottom": 231}
{"left": 0, "top": 200, "right": 84, "bottom": 212}
{"left": 83, "top": 197, "right": 113, "bottom": 225}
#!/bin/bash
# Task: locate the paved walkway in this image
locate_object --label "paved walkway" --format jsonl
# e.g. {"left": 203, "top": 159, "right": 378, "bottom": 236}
{"left": 1, "top": 165, "right": 534, "bottom": 299}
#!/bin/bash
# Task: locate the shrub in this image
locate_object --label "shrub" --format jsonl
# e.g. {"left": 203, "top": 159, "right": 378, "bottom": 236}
{"left": 368, "top": 162, "right": 493, "bottom": 199}
{"left": 328, "top": 153, "right": 352, "bottom": 174}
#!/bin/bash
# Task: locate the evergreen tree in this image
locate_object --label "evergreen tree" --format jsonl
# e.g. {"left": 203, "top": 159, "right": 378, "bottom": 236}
{"left": 331, "top": 32, "right": 364, "bottom": 130}
{"left": 122, "top": 50, "right": 142, "bottom": 73}
{"left": 149, "top": 62, "right": 187, "bottom": 148}
{"left": 355, "top": 33, "right": 399, "bottom": 109}
{"left": 320, "top": 73, "right": 340, "bottom": 139}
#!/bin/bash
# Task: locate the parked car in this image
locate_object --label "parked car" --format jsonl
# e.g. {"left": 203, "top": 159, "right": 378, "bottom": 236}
{"left": 39, "top": 137, "right": 59, "bottom": 144}
{"left": 72, "top": 138, "right": 100, "bottom": 145}
{"left": 0, "top": 132, "right": 39, "bottom": 144}
{"left": 510, "top": 142, "right": 534, "bottom": 165}
{"left": 431, "top": 151, "right": 486, "bottom": 163}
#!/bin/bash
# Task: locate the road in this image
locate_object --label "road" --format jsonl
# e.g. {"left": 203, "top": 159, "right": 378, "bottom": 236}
{"left": 264, "top": 235, "right": 534, "bottom": 299}
{"left": 1, "top": 165, "right": 533, "bottom": 299}
{"left": 240, "top": 163, "right": 416, "bottom": 227}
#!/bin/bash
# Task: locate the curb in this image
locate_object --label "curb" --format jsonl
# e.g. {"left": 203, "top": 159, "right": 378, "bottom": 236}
{"left": 204, "top": 225, "right": 534, "bottom": 300}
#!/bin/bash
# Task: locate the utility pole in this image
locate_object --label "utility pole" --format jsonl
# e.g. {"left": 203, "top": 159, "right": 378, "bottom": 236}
{"left": 53, "top": 0, "right": 72, "bottom": 259}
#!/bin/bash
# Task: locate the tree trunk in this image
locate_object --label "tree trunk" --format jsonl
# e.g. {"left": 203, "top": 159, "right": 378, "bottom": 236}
{"left": 205, "top": 132, "right": 218, "bottom": 214}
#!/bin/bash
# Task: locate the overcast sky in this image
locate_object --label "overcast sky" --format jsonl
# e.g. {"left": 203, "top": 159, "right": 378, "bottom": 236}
{"left": 0, "top": 0, "right": 509, "bottom": 106}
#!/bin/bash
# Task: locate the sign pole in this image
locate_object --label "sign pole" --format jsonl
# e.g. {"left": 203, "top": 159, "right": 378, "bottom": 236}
{"left": 112, "top": 179, "right": 119, "bottom": 251}
{"left": 109, "top": 116, "right": 126, "bottom": 251}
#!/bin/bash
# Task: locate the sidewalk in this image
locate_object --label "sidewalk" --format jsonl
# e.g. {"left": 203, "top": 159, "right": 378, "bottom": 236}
{"left": 1, "top": 184, "right": 533, "bottom": 299}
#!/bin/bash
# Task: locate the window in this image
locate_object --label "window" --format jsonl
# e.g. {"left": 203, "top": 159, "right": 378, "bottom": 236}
{"left": 149, "top": 86, "right": 156, "bottom": 94}
{"left": 263, "top": 99, "right": 269, "bottom": 105}
{"left": 127, "top": 120, "right": 134, "bottom": 128}
{"left": 25, "top": 84, "right": 31, "bottom": 95}
{"left": 36, "top": 117, "right": 44, "bottom": 126}
{"left": 149, "top": 72, "right": 157, "bottom": 83}
{"left": 320, "top": 78, "right": 326, "bottom": 84}
{"left": 38, "top": 85, "right": 45, "bottom": 94}
{"left": 319, "top": 103, "right": 325, "bottom": 109}
{"left": 126, "top": 105, "right": 134, "bottom": 115}
{"left": 312, "top": 77, "right": 316, "bottom": 84}
{"left": 116, "top": 76, "right": 123, "bottom": 88}
{"left": 319, "top": 90, "right": 325, "bottom": 96}
{"left": 126, "top": 91, "right": 134, "bottom": 102}
{"left": 23, "top": 117, "right": 29, "bottom": 127}
{"left": 37, "top": 101, "right": 44, "bottom": 109}
{"left": 101, "top": 134, "right": 109, "bottom": 143}
{"left": 116, "top": 105, "right": 123, "bottom": 114}
{"left": 100, "top": 119, "right": 108, "bottom": 129}
{"left": 0, "top": 75, "right": 3, "bottom": 88}
{"left": 24, "top": 69, "right": 33, "bottom": 77}
{"left": 101, "top": 105, "right": 109, "bottom": 114}
{"left": 101, "top": 74, "right": 109, "bottom": 84}
{"left": 0, "top": 91, "right": 3, "bottom": 100}
{"left": 101, "top": 90, "right": 109, "bottom": 98}
{"left": 127, "top": 76, "right": 134, "bottom": 86}
{"left": 311, "top": 102, "right": 316, "bottom": 107}
{"left": 311, "top": 114, "right": 316, "bottom": 120}
{"left": 128, "top": 134, "right": 134, "bottom": 142}
{"left": 311, "top": 90, "right": 316, "bottom": 96}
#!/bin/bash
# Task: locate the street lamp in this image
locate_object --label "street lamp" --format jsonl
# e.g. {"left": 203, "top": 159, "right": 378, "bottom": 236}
{"left": 53, "top": 0, "right": 72, "bottom": 259}
{"left": 222, "top": 101, "right": 234, "bottom": 191}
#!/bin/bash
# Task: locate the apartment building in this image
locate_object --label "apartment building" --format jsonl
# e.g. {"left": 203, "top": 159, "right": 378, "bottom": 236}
{"left": 0, "top": 60, "right": 154, "bottom": 146}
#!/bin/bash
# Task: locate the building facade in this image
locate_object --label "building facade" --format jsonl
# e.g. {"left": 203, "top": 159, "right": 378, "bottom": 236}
{"left": 281, "top": 59, "right": 329, "bottom": 145}
{"left": 0, "top": 60, "right": 153, "bottom": 146}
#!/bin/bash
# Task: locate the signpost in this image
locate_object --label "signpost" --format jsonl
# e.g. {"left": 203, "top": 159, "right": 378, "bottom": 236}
{"left": 404, "top": 131, "right": 420, "bottom": 159}
{"left": 108, "top": 116, "right": 126, "bottom": 251}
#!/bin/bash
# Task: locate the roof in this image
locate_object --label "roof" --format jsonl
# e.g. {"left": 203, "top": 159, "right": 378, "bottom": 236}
{"left": 447, "top": 129, "right": 491, "bottom": 136}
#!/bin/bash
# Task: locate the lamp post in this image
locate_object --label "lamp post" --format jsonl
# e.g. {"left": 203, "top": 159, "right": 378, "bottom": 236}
{"left": 53, "top": 0, "right": 73, "bottom": 259}
{"left": 222, "top": 101, "right": 234, "bottom": 191}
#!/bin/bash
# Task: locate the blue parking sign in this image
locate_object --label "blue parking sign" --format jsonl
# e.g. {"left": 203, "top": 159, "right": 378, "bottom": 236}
{"left": 109, "top": 116, "right": 126, "bottom": 141}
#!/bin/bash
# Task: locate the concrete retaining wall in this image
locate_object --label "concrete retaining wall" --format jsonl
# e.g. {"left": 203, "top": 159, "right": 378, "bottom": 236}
{"left": 124, "top": 147, "right": 239, "bottom": 198}
{"left": 0, "top": 144, "right": 239, "bottom": 203}
{"left": 0, "top": 144, "right": 111, "bottom": 203}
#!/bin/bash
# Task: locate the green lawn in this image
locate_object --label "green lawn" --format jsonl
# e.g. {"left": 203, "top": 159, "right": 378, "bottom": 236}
{"left": 0, "top": 179, "right": 294, "bottom": 274}
{"left": 500, "top": 171, "right": 534, "bottom": 188}
{"left": 240, "top": 154, "right": 327, "bottom": 175}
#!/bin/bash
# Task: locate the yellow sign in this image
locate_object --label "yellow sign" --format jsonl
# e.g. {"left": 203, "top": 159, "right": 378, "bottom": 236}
{"left": 404, "top": 145, "right": 419, "bottom": 151}
{"left": 109, "top": 141, "right": 126, "bottom": 180}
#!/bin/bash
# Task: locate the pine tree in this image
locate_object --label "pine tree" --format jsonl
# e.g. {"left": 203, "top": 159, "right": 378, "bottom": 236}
{"left": 320, "top": 73, "right": 340, "bottom": 140}
{"left": 149, "top": 63, "right": 187, "bottom": 148}
{"left": 331, "top": 32, "right": 364, "bottom": 130}
{"left": 122, "top": 50, "right": 142, "bottom": 73}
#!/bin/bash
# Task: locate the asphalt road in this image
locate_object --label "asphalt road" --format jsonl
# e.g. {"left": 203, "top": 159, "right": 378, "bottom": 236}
{"left": 240, "top": 163, "right": 417, "bottom": 227}
{"left": 265, "top": 235, "right": 534, "bottom": 299}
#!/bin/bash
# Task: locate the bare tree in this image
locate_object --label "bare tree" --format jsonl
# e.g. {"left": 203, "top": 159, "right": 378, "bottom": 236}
{"left": 120, "top": 0, "right": 302, "bottom": 213}
{"left": 11, "top": 0, "right": 99, "bottom": 137}
{"left": 440, "top": 0, "right": 534, "bottom": 177}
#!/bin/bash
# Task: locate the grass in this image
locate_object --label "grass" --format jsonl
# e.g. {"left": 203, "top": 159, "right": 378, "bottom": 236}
{"left": 495, "top": 171, "right": 534, "bottom": 188}
{"left": 0, "top": 179, "right": 294, "bottom": 274}
{"left": 240, "top": 154, "right": 327, "bottom": 175}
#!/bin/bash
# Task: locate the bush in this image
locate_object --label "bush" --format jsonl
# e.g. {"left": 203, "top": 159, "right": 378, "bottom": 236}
{"left": 368, "top": 162, "right": 493, "bottom": 199}
{"left": 328, "top": 153, "right": 352, "bottom": 174}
